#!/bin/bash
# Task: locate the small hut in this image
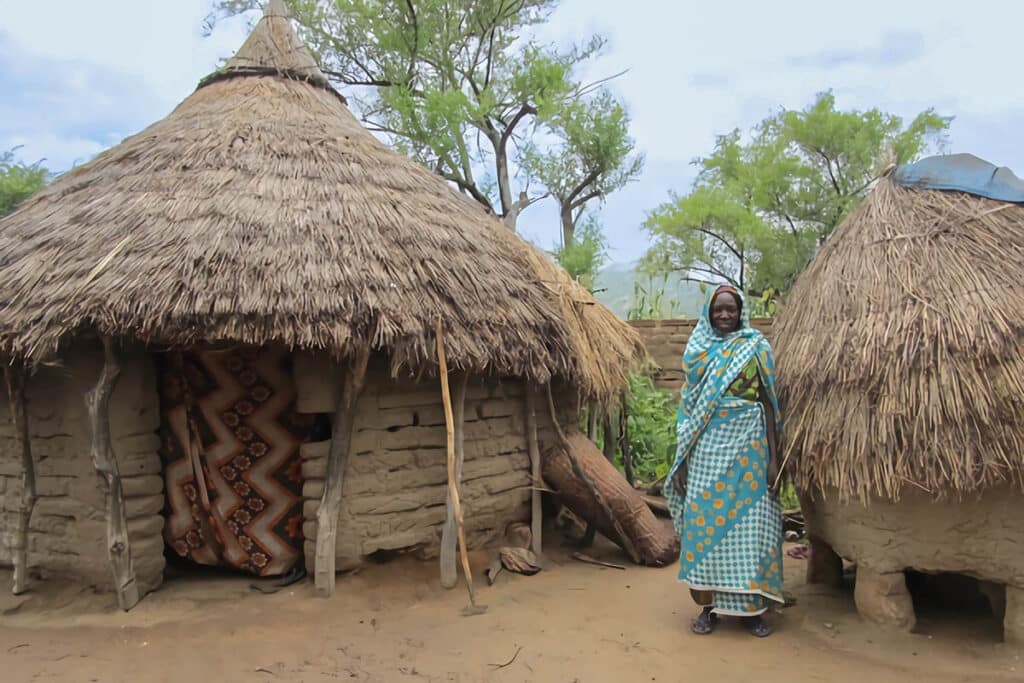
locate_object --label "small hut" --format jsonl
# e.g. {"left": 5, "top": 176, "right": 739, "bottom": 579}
{"left": 0, "top": 1, "right": 650, "bottom": 609}
{"left": 773, "top": 154, "right": 1024, "bottom": 643}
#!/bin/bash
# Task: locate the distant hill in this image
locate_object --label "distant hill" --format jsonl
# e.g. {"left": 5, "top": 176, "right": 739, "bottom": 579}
{"left": 593, "top": 262, "right": 704, "bottom": 320}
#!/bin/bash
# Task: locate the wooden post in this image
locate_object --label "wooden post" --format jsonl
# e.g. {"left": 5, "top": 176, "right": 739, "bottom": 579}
{"left": 620, "top": 394, "right": 634, "bottom": 487}
{"left": 85, "top": 336, "right": 139, "bottom": 611}
{"left": 436, "top": 322, "right": 478, "bottom": 609}
{"left": 315, "top": 348, "right": 370, "bottom": 597}
{"left": 524, "top": 385, "right": 542, "bottom": 557}
{"left": 602, "top": 403, "right": 618, "bottom": 464}
{"left": 4, "top": 361, "right": 37, "bottom": 595}
{"left": 440, "top": 372, "right": 468, "bottom": 589}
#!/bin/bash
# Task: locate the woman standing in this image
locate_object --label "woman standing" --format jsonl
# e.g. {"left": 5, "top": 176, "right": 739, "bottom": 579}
{"left": 666, "top": 285, "right": 784, "bottom": 637}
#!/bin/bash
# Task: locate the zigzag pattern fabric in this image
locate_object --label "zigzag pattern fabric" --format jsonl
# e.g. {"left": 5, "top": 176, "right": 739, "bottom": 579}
{"left": 158, "top": 347, "right": 308, "bottom": 577}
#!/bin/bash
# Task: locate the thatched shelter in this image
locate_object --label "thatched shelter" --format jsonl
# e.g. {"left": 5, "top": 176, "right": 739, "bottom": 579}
{"left": 773, "top": 154, "right": 1024, "bottom": 643}
{"left": 0, "top": 0, "right": 645, "bottom": 609}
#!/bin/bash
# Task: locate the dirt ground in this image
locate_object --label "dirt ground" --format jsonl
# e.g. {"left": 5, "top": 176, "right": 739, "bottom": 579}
{"left": 0, "top": 532, "right": 1020, "bottom": 683}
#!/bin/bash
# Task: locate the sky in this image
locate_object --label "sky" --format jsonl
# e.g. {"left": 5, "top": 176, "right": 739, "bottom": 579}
{"left": 2, "top": 0, "right": 1022, "bottom": 266}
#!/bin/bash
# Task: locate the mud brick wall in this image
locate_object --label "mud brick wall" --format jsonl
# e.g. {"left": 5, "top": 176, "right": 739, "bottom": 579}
{"left": 294, "top": 354, "right": 575, "bottom": 571}
{"left": 629, "top": 318, "right": 774, "bottom": 392}
{"left": 0, "top": 342, "right": 165, "bottom": 597}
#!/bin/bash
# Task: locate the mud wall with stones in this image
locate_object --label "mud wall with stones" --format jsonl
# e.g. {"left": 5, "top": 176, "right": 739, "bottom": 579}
{"left": 629, "top": 318, "right": 774, "bottom": 392}
{"left": 0, "top": 341, "right": 165, "bottom": 596}
{"left": 294, "top": 353, "right": 576, "bottom": 570}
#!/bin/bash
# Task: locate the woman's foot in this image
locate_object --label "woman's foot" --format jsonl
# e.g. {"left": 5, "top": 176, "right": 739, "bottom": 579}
{"left": 745, "top": 615, "right": 773, "bottom": 637}
{"left": 691, "top": 607, "right": 717, "bottom": 635}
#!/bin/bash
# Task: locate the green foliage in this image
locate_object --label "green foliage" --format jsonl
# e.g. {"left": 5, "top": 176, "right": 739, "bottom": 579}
{"left": 622, "top": 374, "right": 676, "bottom": 483}
{"left": 625, "top": 275, "right": 681, "bottom": 321}
{"left": 642, "top": 91, "right": 951, "bottom": 295}
{"left": 209, "top": 0, "right": 638, "bottom": 231}
{"left": 552, "top": 215, "right": 608, "bottom": 292}
{"left": 0, "top": 148, "right": 49, "bottom": 217}
{"left": 778, "top": 483, "right": 799, "bottom": 512}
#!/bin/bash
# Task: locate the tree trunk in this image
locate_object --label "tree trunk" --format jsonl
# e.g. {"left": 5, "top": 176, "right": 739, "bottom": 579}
{"left": 315, "top": 349, "right": 370, "bottom": 597}
{"left": 542, "top": 431, "right": 679, "bottom": 566}
{"left": 85, "top": 336, "right": 139, "bottom": 611}
{"left": 440, "top": 373, "right": 468, "bottom": 589}
{"left": 5, "top": 362, "right": 36, "bottom": 595}
{"left": 560, "top": 200, "right": 575, "bottom": 249}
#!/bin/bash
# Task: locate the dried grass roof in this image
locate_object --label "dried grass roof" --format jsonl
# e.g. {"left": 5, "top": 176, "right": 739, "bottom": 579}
{"left": 773, "top": 173, "right": 1024, "bottom": 501}
{"left": 0, "top": 1, "right": 642, "bottom": 399}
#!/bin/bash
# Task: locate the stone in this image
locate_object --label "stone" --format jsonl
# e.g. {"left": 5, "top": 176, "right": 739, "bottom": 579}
{"left": 854, "top": 566, "right": 916, "bottom": 631}
{"left": 1006, "top": 585, "right": 1024, "bottom": 648}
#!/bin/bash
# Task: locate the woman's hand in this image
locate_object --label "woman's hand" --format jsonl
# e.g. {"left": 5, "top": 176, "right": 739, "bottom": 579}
{"left": 672, "top": 461, "right": 688, "bottom": 498}
{"left": 767, "top": 458, "right": 780, "bottom": 493}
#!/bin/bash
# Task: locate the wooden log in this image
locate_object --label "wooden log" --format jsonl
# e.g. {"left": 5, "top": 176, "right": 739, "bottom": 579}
{"left": 85, "top": 336, "right": 139, "bottom": 611}
{"left": 4, "top": 362, "right": 36, "bottom": 595}
{"left": 440, "top": 373, "right": 468, "bottom": 589}
{"left": 542, "top": 429, "right": 679, "bottom": 567}
{"left": 524, "top": 386, "right": 542, "bottom": 557}
{"left": 436, "top": 322, "right": 479, "bottom": 610}
{"left": 545, "top": 386, "right": 641, "bottom": 565}
{"left": 315, "top": 348, "right": 369, "bottom": 597}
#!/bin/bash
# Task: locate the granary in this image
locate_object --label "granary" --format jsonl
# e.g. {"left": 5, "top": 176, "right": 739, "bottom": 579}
{"left": 0, "top": 0, "right": 647, "bottom": 609}
{"left": 773, "top": 153, "right": 1024, "bottom": 644}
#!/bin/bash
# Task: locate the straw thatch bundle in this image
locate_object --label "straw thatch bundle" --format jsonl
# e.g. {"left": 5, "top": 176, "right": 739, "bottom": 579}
{"left": 0, "top": 0, "right": 642, "bottom": 399}
{"left": 773, "top": 173, "right": 1024, "bottom": 502}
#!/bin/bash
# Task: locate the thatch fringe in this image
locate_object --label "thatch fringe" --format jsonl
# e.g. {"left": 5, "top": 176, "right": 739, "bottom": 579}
{"left": 773, "top": 177, "right": 1024, "bottom": 502}
{"left": 0, "top": 1, "right": 642, "bottom": 400}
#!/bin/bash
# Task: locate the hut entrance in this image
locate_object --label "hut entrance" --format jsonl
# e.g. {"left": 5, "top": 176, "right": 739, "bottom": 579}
{"left": 905, "top": 570, "right": 1005, "bottom": 641}
{"left": 155, "top": 346, "right": 315, "bottom": 581}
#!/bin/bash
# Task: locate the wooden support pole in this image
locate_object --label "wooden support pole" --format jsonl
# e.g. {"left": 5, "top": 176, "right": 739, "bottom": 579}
{"left": 315, "top": 348, "right": 370, "bottom": 597}
{"left": 602, "top": 403, "right": 618, "bottom": 464}
{"left": 620, "top": 394, "right": 634, "bottom": 487}
{"left": 85, "top": 336, "right": 139, "bottom": 611}
{"left": 524, "top": 385, "right": 542, "bottom": 557}
{"left": 440, "top": 372, "right": 468, "bottom": 589}
{"left": 436, "top": 322, "right": 478, "bottom": 609}
{"left": 4, "top": 361, "right": 36, "bottom": 595}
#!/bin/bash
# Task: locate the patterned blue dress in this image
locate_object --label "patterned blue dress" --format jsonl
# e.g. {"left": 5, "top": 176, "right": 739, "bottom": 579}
{"left": 666, "top": 288, "right": 784, "bottom": 616}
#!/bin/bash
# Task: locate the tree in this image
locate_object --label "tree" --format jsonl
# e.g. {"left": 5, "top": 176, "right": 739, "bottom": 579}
{"left": 551, "top": 213, "right": 608, "bottom": 292}
{"left": 642, "top": 92, "right": 951, "bottom": 295}
{"left": 522, "top": 89, "right": 644, "bottom": 247}
{"left": 0, "top": 148, "right": 49, "bottom": 218}
{"left": 210, "top": 0, "right": 639, "bottom": 233}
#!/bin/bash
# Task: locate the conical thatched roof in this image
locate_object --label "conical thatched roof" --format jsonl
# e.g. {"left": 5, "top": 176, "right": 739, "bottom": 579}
{"left": 0, "top": 1, "right": 642, "bottom": 399}
{"left": 774, "top": 160, "right": 1024, "bottom": 502}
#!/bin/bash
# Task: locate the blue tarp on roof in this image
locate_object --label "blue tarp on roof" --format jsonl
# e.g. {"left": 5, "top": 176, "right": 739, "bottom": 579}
{"left": 892, "top": 153, "right": 1024, "bottom": 203}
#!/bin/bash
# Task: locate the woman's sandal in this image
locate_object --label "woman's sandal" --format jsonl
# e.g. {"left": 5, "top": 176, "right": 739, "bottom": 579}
{"left": 746, "top": 615, "right": 773, "bottom": 638}
{"left": 691, "top": 607, "right": 717, "bottom": 635}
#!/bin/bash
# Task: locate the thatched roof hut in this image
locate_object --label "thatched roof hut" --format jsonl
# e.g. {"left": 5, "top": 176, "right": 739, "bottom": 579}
{"left": 773, "top": 155, "right": 1024, "bottom": 641}
{"left": 0, "top": 0, "right": 641, "bottom": 398}
{"left": 0, "top": 0, "right": 647, "bottom": 611}
{"left": 774, "top": 155, "right": 1024, "bottom": 503}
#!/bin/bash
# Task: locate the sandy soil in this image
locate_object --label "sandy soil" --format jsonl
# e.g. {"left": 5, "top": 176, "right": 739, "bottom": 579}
{"left": 0, "top": 532, "right": 1020, "bottom": 683}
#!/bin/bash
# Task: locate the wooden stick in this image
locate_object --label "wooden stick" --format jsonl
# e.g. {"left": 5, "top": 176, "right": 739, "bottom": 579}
{"left": 440, "top": 372, "right": 468, "bottom": 589}
{"left": 85, "top": 336, "right": 139, "bottom": 611}
{"left": 524, "top": 386, "right": 542, "bottom": 557}
{"left": 315, "top": 348, "right": 370, "bottom": 597}
{"left": 4, "top": 361, "right": 36, "bottom": 595}
{"left": 545, "top": 385, "right": 641, "bottom": 565}
{"left": 435, "top": 321, "right": 477, "bottom": 608}
{"left": 571, "top": 552, "right": 626, "bottom": 570}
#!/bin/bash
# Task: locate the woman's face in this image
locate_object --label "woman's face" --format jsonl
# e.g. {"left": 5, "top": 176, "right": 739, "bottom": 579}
{"left": 710, "top": 292, "right": 741, "bottom": 335}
